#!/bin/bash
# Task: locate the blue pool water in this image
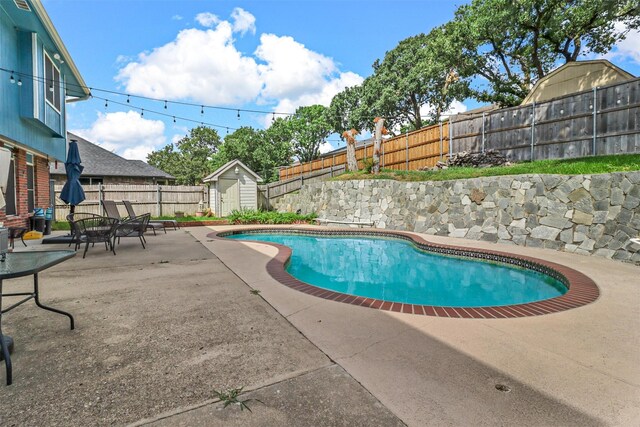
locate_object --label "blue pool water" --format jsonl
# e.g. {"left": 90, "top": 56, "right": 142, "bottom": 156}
{"left": 227, "top": 232, "right": 567, "bottom": 307}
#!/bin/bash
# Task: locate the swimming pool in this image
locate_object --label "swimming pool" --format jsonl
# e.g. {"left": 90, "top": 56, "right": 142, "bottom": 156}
{"left": 220, "top": 229, "right": 599, "bottom": 318}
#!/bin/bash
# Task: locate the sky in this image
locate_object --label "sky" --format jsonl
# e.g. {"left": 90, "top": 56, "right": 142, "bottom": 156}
{"left": 41, "top": 0, "right": 640, "bottom": 161}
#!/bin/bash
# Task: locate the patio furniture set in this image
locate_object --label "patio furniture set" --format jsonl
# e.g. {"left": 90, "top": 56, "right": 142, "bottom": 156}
{"left": 67, "top": 200, "right": 178, "bottom": 258}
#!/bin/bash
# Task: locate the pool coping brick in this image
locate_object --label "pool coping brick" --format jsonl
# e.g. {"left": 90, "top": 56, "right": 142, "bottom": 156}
{"left": 212, "top": 227, "right": 600, "bottom": 319}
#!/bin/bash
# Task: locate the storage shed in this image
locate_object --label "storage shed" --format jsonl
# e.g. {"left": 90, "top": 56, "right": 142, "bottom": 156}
{"left": 521, "top": 59, "right": 634, "bottom": 105}
{"left": 202, "top": 160, "right": 262, "bottom": 216}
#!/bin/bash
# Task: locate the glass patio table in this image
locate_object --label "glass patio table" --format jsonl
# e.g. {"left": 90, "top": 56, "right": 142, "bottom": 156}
{"left": 0, "top": 250, "right": 76, "bottom": 385}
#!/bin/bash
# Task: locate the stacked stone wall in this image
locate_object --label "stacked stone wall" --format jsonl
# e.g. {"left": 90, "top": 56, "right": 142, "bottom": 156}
{"left": 274, "top": 172, "right": 640, "bottom": 264}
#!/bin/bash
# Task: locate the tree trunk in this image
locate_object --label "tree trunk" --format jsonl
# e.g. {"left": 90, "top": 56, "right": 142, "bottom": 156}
{"left": 346, "top": 141, "right": 358, "bottom": 172}
{"left": 372, "top": 118, "right": 385, "bottom": 174}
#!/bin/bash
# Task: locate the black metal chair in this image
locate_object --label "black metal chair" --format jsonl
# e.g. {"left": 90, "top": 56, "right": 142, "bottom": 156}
{"left": 66, "top": 212, "right": 103, "bottom": 249}
{"left": 102, "top": 200, "right": 163, "bottom": 235}
{"left": 122, "top": 200, "right": 172, "bottom": 233}
{"left": 75, "top": 216, "right": 119, "bottom": 258}
{"left": 111, "top": 213, "right": 150, "bottom": 255}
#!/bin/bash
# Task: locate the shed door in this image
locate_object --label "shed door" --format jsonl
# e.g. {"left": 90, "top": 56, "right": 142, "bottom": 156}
{"left": 219, "top": 178, "right": 240, "bottom": 216}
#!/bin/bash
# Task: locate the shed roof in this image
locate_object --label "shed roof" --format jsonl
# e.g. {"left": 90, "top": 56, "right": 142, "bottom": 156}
{"left": 521, "top": 60, "right": 635, "bottom": 105}
{"left": 203, "top": 159, "right": 263, "bottom": 183}
{"left": 50, "top": 132, "right": 175, "bottom": 179}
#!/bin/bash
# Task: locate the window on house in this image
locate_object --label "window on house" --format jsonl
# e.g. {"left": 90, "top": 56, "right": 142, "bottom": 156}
{"left": 26, "top": 153, "right": 35, "bottom": 213}
{"left": 4, "top": 150, "right": 17, "bottom": 216}
{"left": 45, "top": 53, "right": 61, "bottom": 111}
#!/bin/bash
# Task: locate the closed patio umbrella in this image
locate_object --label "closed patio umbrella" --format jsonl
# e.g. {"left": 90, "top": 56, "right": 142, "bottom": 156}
{"left": 60, "top": 139, "right": 85, "bottom": 218}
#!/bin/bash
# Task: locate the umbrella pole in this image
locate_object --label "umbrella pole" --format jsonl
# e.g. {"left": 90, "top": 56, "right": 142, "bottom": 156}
{"left": 69, "top": 205, "right": 75, "bottom": 220}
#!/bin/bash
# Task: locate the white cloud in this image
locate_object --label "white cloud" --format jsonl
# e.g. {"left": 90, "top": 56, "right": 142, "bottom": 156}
{"left": 256, "top": 34, "right": 337, "bottom": 100}
{"left": 172, "top": 15, "right": 183, "bottom": 21}
{"left": 264, "top": 71, "right": 363, "bottom": 128}
{"left": 116, "top": 23, "right": 262, "bottom": 105}
{"left": 117, "top": 9, "right": 364, "bottom": 131}
{"left": 319, "top": 141, "right": 333, "bottom": 154}
{"left": 231, "top": 8, "right": 256, "bottom": 35}
{"left": 195, "top": 12, "right": 220, "bottom": 28}
{"left": 602, "top": 24, "right": 640, "bottom": 64}
{"left": 71, "top": 111, "right": 166, "bottom": 161}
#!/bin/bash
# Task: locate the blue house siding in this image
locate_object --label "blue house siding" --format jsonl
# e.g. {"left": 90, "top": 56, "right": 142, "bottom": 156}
{"left": 0, "top": 0, "right": 88, "bottom": 228}
{"left": 1, "top": 10, "right": 66, "bottom": 161}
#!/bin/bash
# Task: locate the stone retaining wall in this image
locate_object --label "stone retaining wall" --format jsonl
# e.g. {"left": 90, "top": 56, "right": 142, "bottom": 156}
{"left": 274, "top": 172, "right": 640, "bottom": 264}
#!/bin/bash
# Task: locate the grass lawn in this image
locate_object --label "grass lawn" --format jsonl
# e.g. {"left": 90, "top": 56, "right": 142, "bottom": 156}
{"left": 336, "top": 153, "right": 640, "bottom": 182}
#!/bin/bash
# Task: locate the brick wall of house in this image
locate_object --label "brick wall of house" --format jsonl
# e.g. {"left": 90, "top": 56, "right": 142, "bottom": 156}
{"left": 36, "top": 155, "right": 50, "bottom": 209}
{"left": 0, "top": 147, "right": 50, "bottom": 229}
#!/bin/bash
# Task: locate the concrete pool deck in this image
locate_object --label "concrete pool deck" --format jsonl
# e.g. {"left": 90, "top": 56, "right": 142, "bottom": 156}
{"left": 0, "top": 225, "right": 638, "bottom": 426}
{"left": 192, "top": 224, "right": 640, "bottom": 426}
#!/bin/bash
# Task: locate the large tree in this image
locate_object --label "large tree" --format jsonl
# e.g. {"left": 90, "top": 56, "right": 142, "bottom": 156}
{"left": 328, "top": 86, "right": 369, "bottom": 171}
{"left": 286, "top": 105, "right": 332, "bottom": 162}
{"left": 442, "top": 0, "right": 640, "bottom": 106}
{"left": 212, "top": 121, "right": 293, "bottom": 183}
{"left": 364, "top": 32, "right": 468, "bottom": 132}
{"left": 147, "top": 126, "right": 221, "bottom": 185}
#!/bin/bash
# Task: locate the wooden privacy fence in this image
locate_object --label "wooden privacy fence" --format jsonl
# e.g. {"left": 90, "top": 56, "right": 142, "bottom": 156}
{"left": 278, "top": 77, "right": 640, "bottom": 180}
{"left": 53, "top": 184, "right": 207, "bottom": 221}
{"left": 279, "top": 121, "right": 449, "bottom": 180}
{"left": 451, "top": 77, "right": 640, "bottom": 161}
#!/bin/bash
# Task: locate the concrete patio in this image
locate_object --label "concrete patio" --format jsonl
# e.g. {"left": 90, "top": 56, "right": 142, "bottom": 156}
{"left": 0, "top": 225, "right": 638, "bottom": 426}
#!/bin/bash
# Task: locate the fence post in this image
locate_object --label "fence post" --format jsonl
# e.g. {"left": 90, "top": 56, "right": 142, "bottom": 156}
{"left": 592, "top": 87, "right": 598, "bottom": 155}
{"left": 448, "top": 118, "right": 452, "bottom": 158}
{"left": 530, "top": 102, "right": 536, "bottom": 161}
{"left": 331, "top": 155, "right": 335, "bottom": 177}
{"left": 382, "top": 138, "right": 385, "bottom": 168}
{"left": 156, "top": 184, "right": 162, "bottom": 217}
{"left": 98, "top": 183, "right": 103, "bottom": 208}
{"left": 481, "top": 112, "right": 486, "bottom": 153}
{"left": 405, "top": 131, "right": 409, "bottom": 170}
{"left": 439, "top": 121, "right": 443, "bottom": 161}
{"left": 266, "top": 185, "right": 271, "bottom": 210}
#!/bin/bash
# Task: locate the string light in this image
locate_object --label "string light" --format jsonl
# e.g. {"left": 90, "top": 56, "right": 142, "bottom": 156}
{"left": 105, "top": 100, "right": 108, "bottom": 108}
{"left": 17, "top": 78, "right": 22, "bottom": 86}
{"left": 0, "top": 67, "right": 293, "bottom": 118}
{"left": 272, "top": 112, "right": 275, "bottom": 123}
{"left": 164, "top": 100, "right": 168, "bottom": 109}
{"left": 9, "top": 72, "right": 15, "bottom": 84}
{"left": 90, "top": 94, "right": 238, "bottom": 132}
{"left": 200, "top": 105, "right": 204, "bottom": 115}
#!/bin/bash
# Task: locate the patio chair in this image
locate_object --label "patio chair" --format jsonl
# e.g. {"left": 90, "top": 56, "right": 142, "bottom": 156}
{"left": 111, "top": 213, "right": 150, "bottom": 255}
{"left": 66, "top": 212, "right": 103, "bottom": 250}
{"left": 75, "top": 216, "right": 119, "bottom": 258}
{"left": 122, "top": 200, "right": 175, "bottom": 233}
{"left": 101, "top": 200, "right": 129, "bottom": 222}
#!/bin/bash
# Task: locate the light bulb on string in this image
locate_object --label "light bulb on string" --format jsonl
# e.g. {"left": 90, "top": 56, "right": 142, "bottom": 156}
{"left": 226, "top": 127, "right": 229, "bottom": 135}
{"left": 17, "top": 78, "right": 22, "bottom": 86}
{"left": 49, "top": 84, "right": 54, "bottom": 92}
{"left": 140, "top": 109, "right": 144, "bottom": 118}
{"left": 173, "top": 116, "right": 176, "bottom": 123}
{"left": 272, "top": 112, "right": 275, "bottom": 123}
{"left": 201, "top": 105, "right": 204, "bottom": 115}
{"left": 126, "top": 95, "right": 130, "bottom": 103}
{"left": 9, "top": 72, "right": 15, "bottom": 84}
{"left": 237, "top": 110, "right": 240, "bottom": 119}
{"left": 164, "top": 100, "right": 168, "bottom": 109}
{"left": 105, "top": 100, "right": 108, "bottom": 109}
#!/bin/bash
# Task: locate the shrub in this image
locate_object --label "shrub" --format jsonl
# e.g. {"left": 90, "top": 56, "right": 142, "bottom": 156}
{"left": 227, "top": 209, "right": 316, "bottom": 224}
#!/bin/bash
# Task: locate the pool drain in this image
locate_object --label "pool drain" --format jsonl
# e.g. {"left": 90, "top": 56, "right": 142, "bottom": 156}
{"left": 495, "top": 384, "right": 511, "bottom": 392}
